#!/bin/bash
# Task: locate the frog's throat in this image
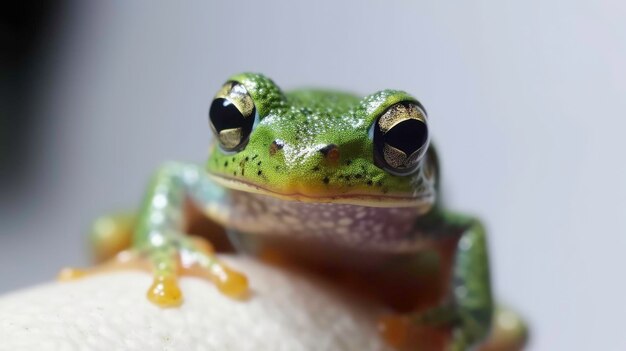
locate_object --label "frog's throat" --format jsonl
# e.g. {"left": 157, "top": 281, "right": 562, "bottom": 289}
{"left": 206, "top": 173, "right": 434, "bottom": 210}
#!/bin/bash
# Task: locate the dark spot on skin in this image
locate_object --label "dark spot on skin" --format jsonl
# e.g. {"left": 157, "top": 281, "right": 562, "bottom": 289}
{"left": 232, "top": 157, "right": 235, "bottom": 162}
{"left": 233, "top": 171, "right": 237, "bottom": 176}
{"left": 239, "top": 159, "right": 247, "bottom": 176}
{"left": 275, "top": 166, "right": 280, "bottom": 171}
{"left": 312, "top": 166, "right": 320, "bottom": 172}
{"left": 245, "top": 156, "right": 249, "bottom": 161}
{"left": 323, "top": 176, "right": 330, "bottom": 184}
{"left": 251, "top": 155, "right": 258, "bottom": 160}
{"left": 367, "top": 180, "right": 373, "bottom": 186}
{"left": 257, "top": 170, "right": 262, "bottom": 176}
{"left": 224, "top": 161, "right": 228, "bottom": 167}
{"left": 257, "top": 161, "right": 262, "bottom": 166}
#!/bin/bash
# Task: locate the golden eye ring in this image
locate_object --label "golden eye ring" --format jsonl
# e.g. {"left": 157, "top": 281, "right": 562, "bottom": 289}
{"left": 372, "top": 102, "right": 429, "bottom": 175}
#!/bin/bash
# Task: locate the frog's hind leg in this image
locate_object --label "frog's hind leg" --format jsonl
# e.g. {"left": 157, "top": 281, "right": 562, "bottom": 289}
{"left": 379, "top": 211, "right": 495, "bottom": 351}
{"left": 89, "top": 212, "right": 136, "bottom": 262}
{"left": 444, "top": 211, "right": 494, "bottom": 350}
{"left": 57, "top": 212, "right": 139, "bottom": 280}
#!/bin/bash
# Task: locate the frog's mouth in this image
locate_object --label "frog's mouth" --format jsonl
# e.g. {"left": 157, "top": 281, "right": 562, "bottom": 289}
{"left": 206, "top": 173, "right": 435, "bottom": 210}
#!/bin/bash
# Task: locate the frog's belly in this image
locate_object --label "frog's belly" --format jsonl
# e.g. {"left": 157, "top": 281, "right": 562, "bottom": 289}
{"left": 215, "top": 190, "right": 426, "bottom": 252}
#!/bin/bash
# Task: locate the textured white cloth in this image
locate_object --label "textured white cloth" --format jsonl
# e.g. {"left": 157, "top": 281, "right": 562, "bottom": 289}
{"left": 0, "top": 256, "right": 391, "bottom": 351}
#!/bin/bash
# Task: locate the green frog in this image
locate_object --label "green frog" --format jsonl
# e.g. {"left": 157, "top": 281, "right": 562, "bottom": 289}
{"left": 64, "top": 73, "right": 527, "bottom": 350}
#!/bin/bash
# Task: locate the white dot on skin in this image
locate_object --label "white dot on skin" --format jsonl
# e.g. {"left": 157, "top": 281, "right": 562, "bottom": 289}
{"left": 320, "top": 221, "right": 334, "bottom": 229}
{"left": 459, "top": 236, "right": 473, "bottom": 251}
{"left": 183, "top": 168, "right": 199, "bottom": 183}
{"left": 149, "top": 233, "right": 165, "bottom": 247}
{"left": 336, "top": 227, "right": 349, "bottom": 235}
{"left": 152, "top": 194, "right": 168, "bottom": 209}
{"left": 338, "top": 218, "right": 353, "bottom": 226}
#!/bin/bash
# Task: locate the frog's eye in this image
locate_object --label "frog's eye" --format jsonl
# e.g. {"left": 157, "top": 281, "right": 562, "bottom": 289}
{"left": 372, "top": 102, "right": 429, "bottom": 175}
{"left": 209, "top": 82, "right": 256, "bottom": 151}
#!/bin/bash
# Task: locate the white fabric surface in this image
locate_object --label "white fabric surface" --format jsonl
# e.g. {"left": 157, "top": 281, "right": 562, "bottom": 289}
{"left": 0, "top": 256, "right": 391, "bottom": 351}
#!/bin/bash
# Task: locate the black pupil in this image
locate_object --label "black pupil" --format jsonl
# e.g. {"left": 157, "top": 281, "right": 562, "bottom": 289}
{"left": 383, "top": 119, "right": 428, "bottom": 156}
{"left": 209, "top": 97, "right": 254, "bottom": 148}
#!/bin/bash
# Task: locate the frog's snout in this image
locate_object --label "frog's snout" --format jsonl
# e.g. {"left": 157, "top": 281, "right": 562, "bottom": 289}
{"left": 268, "top": 139, "right": 347, "bottom": 172}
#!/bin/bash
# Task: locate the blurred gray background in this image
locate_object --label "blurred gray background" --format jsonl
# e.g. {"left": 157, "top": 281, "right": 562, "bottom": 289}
{"left": 2, "top": 1, "right": 625, "bottom": 350}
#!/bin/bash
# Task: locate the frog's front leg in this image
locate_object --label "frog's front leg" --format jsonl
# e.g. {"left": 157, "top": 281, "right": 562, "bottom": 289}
{"left": 131, "top": 161, "right": 248, "bottom": 307}
{"left": 60, "top": 162, "right": 247, "bottom": 307}
{"left": 381, "top": 211, "right": 493, "bottom": 351}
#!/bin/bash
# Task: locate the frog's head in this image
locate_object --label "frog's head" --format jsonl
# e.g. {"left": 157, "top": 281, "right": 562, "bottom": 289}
{"left": 206, "top": 73, "right": 438, "bottom": 212}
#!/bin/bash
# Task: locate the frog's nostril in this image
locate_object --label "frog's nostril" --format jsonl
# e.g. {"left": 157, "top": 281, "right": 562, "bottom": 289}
{"left": 319, "top": 144, "right": 340, "bottom": 164}
{"left": 269, "top": 139, "right": 285, "bottom": 156}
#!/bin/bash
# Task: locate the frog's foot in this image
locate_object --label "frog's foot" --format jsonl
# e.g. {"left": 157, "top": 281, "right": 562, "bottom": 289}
{"left": 58, "top": 250, "right": 149, "bottom": 281}
{"left": 378, "top": 310, "right": 454, "bottom": 351}
{"left": 478, "top": 306, "right": 528, "bottom": 351}
{"left": 59, "top": 236, "right": 249, "bottom": 308}
{"left": 378, "top": 306, "right": 528, "bottom": 351}
{"left": 146, "top": 236, "right": 249, "bottom": 307}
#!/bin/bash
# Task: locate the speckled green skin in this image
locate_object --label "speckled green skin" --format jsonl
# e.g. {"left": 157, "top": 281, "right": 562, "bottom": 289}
{"left": 91, "top": 73, "right": 506, "bottom": 350}
{"left": 206, "top": 73, "right": 429, "bottom": 200}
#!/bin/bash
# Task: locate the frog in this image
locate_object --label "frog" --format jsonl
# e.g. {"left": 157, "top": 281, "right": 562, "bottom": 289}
{"left": 62, "top": 73, "right": 527, "bottom": 350}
